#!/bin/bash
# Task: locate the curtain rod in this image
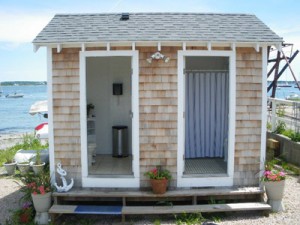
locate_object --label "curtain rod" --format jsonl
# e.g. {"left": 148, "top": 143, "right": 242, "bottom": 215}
{"left": 184, "top": 69, "right": 229, "bottom": 72}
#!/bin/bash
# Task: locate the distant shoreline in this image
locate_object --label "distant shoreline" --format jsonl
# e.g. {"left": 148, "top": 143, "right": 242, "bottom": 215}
{"left": 1, "top": 81, "right": 47, "bottom": 86}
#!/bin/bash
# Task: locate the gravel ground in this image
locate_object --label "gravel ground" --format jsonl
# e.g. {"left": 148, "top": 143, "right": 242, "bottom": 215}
{"left": 1, "top": 175, "right": 298, "bottom": 225}
{"left": 0, "top": 177, "right": 23, "bottom": 225}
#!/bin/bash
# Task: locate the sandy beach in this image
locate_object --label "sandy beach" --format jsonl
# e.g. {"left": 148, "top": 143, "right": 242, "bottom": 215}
{"left": 0, "top": 133, "right": 31, "bottom": 150}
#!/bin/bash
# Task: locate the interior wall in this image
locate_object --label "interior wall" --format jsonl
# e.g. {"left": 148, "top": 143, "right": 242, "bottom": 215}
{"left": 186, "top": 56, "right": 228, "bottom": 70}
{"left": 86, "top": 57, "right": 132, "bottom": 154}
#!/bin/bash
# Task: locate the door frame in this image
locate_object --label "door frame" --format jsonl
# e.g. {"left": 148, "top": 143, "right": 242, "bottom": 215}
{"left": 80, "top": 50, "right": 139, "bottom": 187}
{"left": 177, "top": 50, "right": 236, "bottom": 187}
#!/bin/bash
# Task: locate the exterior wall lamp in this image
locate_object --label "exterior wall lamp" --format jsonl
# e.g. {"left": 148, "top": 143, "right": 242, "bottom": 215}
{"left": 146, "top": 51, "right": 170, "bottom": 64}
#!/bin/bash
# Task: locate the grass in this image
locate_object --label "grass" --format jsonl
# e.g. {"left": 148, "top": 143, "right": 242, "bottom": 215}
{"left": 174, "top": 212, "right": 206, "bottom": 225}
{"left": 0, "top": 134, "right": 48, "bottom": 165}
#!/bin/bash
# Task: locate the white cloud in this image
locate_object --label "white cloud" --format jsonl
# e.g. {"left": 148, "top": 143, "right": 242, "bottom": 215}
{"left": 0, "top": 10, "right": 52, "bottom": 44}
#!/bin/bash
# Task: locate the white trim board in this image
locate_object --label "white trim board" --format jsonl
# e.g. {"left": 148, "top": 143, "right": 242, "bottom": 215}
{"left": 260, "top": 46, "right": 268, "bottom": 181}
{"left": 177, "top": 50, "right": 236, "bottom": 187}
{"left": 47, "top": 47, "right": 56, "bottom": 183}
{"left": 79, "top": 50, "right": 140, "bottom": 188}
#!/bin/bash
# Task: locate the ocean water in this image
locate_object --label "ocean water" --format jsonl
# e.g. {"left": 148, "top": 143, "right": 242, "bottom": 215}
{"left": 0, "top": 83, "right": 299, "bottom": 135}
{"left": 0, "top": 85, "right": 47, "bottom": 134}
{"left": 267, "top": 85, "right": 300, "bottom": 99}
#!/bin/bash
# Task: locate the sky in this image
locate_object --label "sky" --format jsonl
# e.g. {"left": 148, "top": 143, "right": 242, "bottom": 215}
{"left": 0, "top": 0, "right": 299, "bottom": 82}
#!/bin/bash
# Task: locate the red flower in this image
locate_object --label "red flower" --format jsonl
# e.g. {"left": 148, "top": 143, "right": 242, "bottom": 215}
{"left": 39, "top": 186, "right": 45, "bottom": 195}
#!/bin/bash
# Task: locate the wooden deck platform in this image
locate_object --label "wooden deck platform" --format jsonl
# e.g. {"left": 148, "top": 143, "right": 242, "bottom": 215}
{"left": 49, "top": 187, "right": 270, "bottom": 223}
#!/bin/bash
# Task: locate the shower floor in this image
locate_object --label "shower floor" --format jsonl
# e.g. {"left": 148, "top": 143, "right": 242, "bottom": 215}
{"left": 184, "top": 158, "right": 227, "bottom": 176}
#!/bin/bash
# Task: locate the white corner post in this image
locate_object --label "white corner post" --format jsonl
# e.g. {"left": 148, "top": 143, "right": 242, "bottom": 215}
{"left": 260, "top": 45, "right": 268, "bottom": 177}
{"left": 47, "top": 47, "right": 55, "bottom": 183}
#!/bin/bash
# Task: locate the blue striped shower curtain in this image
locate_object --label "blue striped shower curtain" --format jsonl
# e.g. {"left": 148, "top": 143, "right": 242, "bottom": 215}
{"left": 185, "top": 71, "right": 229, "bottom": 158}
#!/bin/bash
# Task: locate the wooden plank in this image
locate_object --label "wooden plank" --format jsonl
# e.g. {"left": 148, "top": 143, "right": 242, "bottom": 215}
{"left": 49, "top": 205, "right": 77, "bottom": 214}
{"left": 52, "top": 187, "right": 263, "bottom": 198}
{"left": 122, "top": 202, "right": 271, "bottom": 214}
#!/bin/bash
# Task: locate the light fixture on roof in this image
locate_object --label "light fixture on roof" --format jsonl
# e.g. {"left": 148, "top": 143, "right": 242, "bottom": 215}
{"left": 146, "top": 51, "right": 170, "bottom": 64}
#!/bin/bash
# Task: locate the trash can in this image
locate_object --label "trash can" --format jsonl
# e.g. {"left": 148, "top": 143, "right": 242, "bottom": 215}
{"left": 112, "top": 125, "right": 128, "bottom": 157}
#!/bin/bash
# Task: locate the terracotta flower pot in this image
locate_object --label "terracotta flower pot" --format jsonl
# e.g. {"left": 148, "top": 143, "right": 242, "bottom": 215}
{"left": 150, "top": 179, "right": 168, "bottom": 194}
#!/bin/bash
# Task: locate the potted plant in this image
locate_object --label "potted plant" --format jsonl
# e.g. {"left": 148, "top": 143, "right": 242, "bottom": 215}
{"left": 261, "top": 161, "right": 286, "bottom": 212}
{"left": 144, "top": 166, "right": 172, "bottom": 194}
{"left": 21, "top": 171, "right": 53, "bottom": 224}
{"left": 31, "top": 150, "right": 45, "bottom": 175}
{"left": 3, "top": 149, "right": 17, "bottom": 175}
{"left": 17, "top": 161, "right": 31, "bottom": 175}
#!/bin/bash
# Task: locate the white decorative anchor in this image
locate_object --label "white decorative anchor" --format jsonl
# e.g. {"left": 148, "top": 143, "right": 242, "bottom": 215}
{"left": 54, "top": 163, "right": 74, "bottom": 192}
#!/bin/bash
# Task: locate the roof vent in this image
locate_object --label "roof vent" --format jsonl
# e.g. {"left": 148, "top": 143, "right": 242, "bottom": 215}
{"left": 120, "top": 13, "right": 129, "bottom": 21}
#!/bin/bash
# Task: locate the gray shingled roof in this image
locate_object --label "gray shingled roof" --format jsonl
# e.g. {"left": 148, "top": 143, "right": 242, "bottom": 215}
{"left": 33, "top": 13, "right": 282, "bottom": 44}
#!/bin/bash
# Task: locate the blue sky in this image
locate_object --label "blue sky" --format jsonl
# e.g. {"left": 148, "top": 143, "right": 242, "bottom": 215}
{"left": 0, "top": 0, "right": 299, "bottom": 82}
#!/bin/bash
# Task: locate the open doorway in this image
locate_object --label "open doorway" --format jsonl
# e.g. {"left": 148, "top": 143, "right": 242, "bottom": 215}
{"left": 184, "top": 56, "right": 229, "bottom": 176}
{"left": 86, "top": 56, "right": 133, "bottom": 176}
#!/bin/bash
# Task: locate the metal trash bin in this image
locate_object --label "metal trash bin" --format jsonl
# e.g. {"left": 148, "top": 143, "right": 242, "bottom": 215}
{"left": 112, "top": 125, "right": 128, "bottom": 157}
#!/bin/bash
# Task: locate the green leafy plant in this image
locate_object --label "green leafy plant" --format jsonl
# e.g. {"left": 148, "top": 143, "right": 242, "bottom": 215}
{"left": 144, "top": 166, "right": 172, "bottom": 180}
{"left": 154, "top": 219, "right": 161, "bottom": 225}
{"left": 278, "top": 128, "right": 300, "bottom": 142}
{"left": 273, "top": 120, "right": 286, "bottom": 134}
{"left": 209, "top": 197, "right": 226, "bottom": 205}
{"left": 2, "top": 149, "right": 16, "bottom": 164}
{"left": 290, "top": 132, "right": 300, "bottom": 142}
{"left": 282, "top": 129, "right": 294, "bottom": 138}
{"left": 277, "top": 106, "right": 285, "bottom": 117}
{"left": 33, "top": 150, "right": 42, "bottom": 165}
{"left": 267, "top": 122, "right": 272, "bottom": 131}
{"left": 175, "top": 212, "right": 205, "bottom": 225}
{"left": 0, "top": 134, "right": 48, "bottom": 165}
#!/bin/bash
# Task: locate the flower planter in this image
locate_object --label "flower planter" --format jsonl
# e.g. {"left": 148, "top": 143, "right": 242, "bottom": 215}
{"left": 17, "top": 163, "right": 30, "bottom": 175}
{"left": 31, "top": 192, "right": 52, "bottom": 213}
{"left": 3, "top": 162, "right": 17, "bottom": 176}
{"left": 31, "top": 192, "right": 52, "bottom": 225}
{"left": 263, "top": 180, "right": 285, "bottom": 212}
{"left": 150, "top": 179, "right": 168, "bottom": 194}
{"left": 32, "top": 162, "right": 45, "bottom": 175}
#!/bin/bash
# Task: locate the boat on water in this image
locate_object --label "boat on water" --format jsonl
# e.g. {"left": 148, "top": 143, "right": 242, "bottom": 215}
{"left": 286, "top": 93, "right": 300, "bottom": 101}
{"left": 5, "top": 92, "right": 24, "bottom": 98}
{"left": 29, "top": 100, "right": 48, "bottom": 140}
{"left": 278, "top": 81, "right": 292, "bottom": 88}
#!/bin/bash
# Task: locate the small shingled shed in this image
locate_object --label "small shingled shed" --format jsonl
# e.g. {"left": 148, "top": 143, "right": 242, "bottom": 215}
{"left": 33, "top": 13, "right": 282, "bottom": 189}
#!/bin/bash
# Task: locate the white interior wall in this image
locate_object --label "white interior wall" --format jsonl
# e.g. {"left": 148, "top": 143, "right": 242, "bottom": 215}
{"left": 86, "top": 57, "right": 132, "bottom": 154}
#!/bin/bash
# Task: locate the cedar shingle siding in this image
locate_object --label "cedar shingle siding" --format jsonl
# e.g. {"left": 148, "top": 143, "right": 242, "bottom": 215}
{"left": 51, "top": 46, "right": 263, "bottom": 188}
